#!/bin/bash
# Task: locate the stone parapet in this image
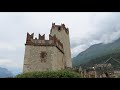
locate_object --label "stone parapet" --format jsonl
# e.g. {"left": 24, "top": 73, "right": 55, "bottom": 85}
{"left": 25, "top": 33, "right": 64, "bottom": 53}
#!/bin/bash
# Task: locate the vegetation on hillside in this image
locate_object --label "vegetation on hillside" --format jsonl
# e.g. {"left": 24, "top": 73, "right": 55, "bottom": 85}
{"left": 72, "top": 38, "right": 120, "bottom": 67}
{"left": 15, "top": 70, "right": 82, "bottom": 78}
{"left": 80, "top": 53, "right": 120, "bottom": 69}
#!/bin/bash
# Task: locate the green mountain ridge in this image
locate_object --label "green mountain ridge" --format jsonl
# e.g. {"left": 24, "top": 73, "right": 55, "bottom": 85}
{"left": 72, "top": 38, "right": 120, "bottom": 68}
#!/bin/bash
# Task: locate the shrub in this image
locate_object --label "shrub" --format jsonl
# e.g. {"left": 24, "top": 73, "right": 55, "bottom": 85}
{"left": 15, "top": 70, "right": 82, "bottom": 78}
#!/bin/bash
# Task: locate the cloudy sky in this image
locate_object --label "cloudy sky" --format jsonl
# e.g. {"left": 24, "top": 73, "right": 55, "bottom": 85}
{"left": 0, "top": 12, "right": 120, "bottom": 75}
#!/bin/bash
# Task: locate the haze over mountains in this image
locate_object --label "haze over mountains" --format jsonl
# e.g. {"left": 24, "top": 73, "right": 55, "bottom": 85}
{"left": 0, "top": 67, "right": 13, "bottom": 78}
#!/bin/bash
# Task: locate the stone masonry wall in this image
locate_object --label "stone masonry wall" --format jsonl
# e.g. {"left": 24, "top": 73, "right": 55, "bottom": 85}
{"left": 23, "top": 45, "right": 64, "bottom": 73}
{"left": 51, "top": 46, "right": 65, "bottom": 70}
{"left": 50, "top": 23, "right": 72, "bottom": 68}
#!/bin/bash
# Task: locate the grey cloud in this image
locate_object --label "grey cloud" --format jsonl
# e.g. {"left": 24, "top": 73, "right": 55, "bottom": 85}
{"left": 71, "top": 13, "right": 120, "bottom": 57}
{"left": 91, "top": 13, "right": 120, "bottom": 44}
{"left": 0, "top": 47, "right": 24, "bottom": 62}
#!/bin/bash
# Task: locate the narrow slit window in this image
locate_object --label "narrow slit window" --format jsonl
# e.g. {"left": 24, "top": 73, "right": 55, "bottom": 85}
{"left": 40, "top": 51, "right": 47, "bottom": 62}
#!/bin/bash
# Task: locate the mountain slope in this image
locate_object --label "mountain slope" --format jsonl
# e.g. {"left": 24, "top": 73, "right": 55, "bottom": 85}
{"left": 72, "top": 38, "right": 120, "bottom": 67}
{"left": 0, "top": 67, "right": 13, "bottom": 78}
{"left": 81, "top": 53, "right": 120, "bottom": 69}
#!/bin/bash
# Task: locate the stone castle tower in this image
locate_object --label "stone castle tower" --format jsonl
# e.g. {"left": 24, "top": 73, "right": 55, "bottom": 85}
{"left": 23, "top": 23, "right": 72, "bottom": 73}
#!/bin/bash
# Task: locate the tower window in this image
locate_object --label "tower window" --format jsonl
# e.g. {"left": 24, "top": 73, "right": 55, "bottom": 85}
{"left": 58, "top": 26, "right": 61, "bottom": 31}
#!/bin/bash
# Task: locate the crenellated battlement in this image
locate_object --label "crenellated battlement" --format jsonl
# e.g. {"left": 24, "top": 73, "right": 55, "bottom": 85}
{"left": 25, "top": 33, "right": 64, "bottom": 53}
{"left": 51, "top": 23, "right": 69, "bottom": 34}
{"left": 39, "top": 34, "right": 45, "bottom": 40}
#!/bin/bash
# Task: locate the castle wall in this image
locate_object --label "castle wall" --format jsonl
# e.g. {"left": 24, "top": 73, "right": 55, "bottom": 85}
{"left": 50, "top": 24, "right": 72, "bottom": 68}
{"left": 23, "top": 23, "right": 72, "bottom": 73}
{"left": 23, "top": 45, "right": 64, "bottom": 73}
{"left": 51, "top": 47, "right": 65, "bottom": 70}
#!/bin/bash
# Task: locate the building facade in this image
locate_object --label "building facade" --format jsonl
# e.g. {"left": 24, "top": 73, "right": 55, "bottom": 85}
{"left": 23, "top": 23, "right": 72, "bottom": 73}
